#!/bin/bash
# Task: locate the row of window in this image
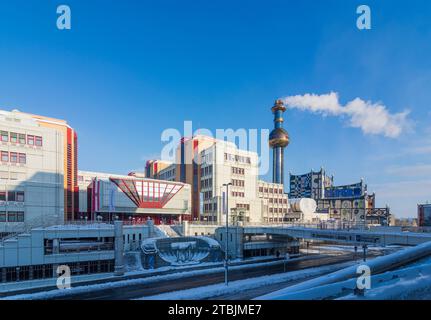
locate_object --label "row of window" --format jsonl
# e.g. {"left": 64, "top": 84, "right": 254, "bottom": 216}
{"left": 259, "top": 187, "right": 284, "bottom": 194}
{"left": 202, "top": 191, "right": 213, "bottom": 200}
{"left": 0, "top": 211, "right": 25, "bottom": 222}
{"left": 0, "top": 260, "right": 114, "bottom": 283}
{"left": 158, "top": 168, "right": 176, "bottom": 180}
{"left": 123, "top": 232, "right": 143, "bottom": 244}
{"left": 201, "top": 178, "right": 212, "bottom": 189}
{"left": 200, "top": 165, "right": 213, "bottom": 177}
{"left": 1, "top": 131, "right": 43, "bottom": 146}
{"left": 236, "top": 203, "right": 250, "bottom": 211}
{"left": 232, "top": 191, "right": 245, "bottom": 198}
{"left": 269, "top": 208, "right": 288, "bottom": 214}
{"left": 232, "top": 167, "right": 245, "bottom": 175}
{"left": 0, "top": 191, "right": 25, "bottom": 202}
{"left": 0, "top": 151, "right": 26, "bottom": 164}
{"left": 200, "top": 152, "right": 213, "bottom": 165}
{"left": 269, "top": 198, "right": 288, "bottom": 204}
{"left": 231, "top": 179, "right": 245, "bottom": 187}
{"left": 224, "top": 153, "right": 251, "bottom": 164}
{"left": 204, "top": 202, "right": 217, "bottom": 212}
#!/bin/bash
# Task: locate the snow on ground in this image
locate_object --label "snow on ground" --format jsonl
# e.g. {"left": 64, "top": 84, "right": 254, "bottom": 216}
{"left": 0, "top": 257, "right": 310, "bottom": 300}
{"left": 0, "top": 254, "right": 289, "bottom": 295}
{"left": 153, "top": 226, "right": 168, "bottom": 238}
{"left": 38, "top": 223, "right": 113, "bottom": 231}
{"left": 136, "top": 261, "right": 356, "bottom": 300}
{"left": 300, "top": 244, "right": 401, "bottom": 256}
{"left": 259, "top": 241, "right": 431, "bottom": 299}
{"left": 316, "top": 245, "right": 402, "bottom": 252}
{"left": 341, "top": 258, "right": 431, "bottom": 300}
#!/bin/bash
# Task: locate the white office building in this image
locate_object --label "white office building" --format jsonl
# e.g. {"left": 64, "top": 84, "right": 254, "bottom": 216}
{"left": 199, "top": 139, "right": 264, "bottom": 224}
{"left": 0, "top": 110, "right": 65, "bottom": 234}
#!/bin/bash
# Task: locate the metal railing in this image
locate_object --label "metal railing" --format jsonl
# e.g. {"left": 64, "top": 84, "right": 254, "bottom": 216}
{"left": 187, "top": 220, "right": 370, "bottom": 231}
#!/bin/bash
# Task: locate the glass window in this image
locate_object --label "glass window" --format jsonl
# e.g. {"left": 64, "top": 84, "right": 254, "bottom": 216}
{"left": 16, "top": 212, "right": 24, "bottom": 222}
{"left": 18, "top": 153, "right": 26, "bottom": 164}
{"left": 10, "top": 132, "right": 18, "bottom": 143}
{"left": 7, "top": 212, "right": 17, "bottom": 222}
{"left": 27, "top": 135, "right": 35, "bottom": 145}
{"left": 0, "top": 192, "right": 5, "bottom": 201}
{"left": 7, "top": 191, "right": 15, "bottom": 202}
{"left": 0, "top": 212, "right": 6, "bottom": 222}
{"left": 1, "top": 151, "right": 8, "bottom": 162}
{"left": 19, "top": 134, "right": 26, "bottom": 144}
{"left": 10, "top": 152, "right": 17, "bottom": 163}
{"left": 16, "top": 191, "right": 24, "bottom": 202}
{"left": 1, "top": 131, "right": 8, "bottom": 142}
{"left": 35, "top": 136, "right": 43, "bottom": 146}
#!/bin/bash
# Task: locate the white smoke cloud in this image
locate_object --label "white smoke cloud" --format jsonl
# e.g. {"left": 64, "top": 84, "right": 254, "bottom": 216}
{"left": 282, "top": 92, "right": 411, "bottom": 138}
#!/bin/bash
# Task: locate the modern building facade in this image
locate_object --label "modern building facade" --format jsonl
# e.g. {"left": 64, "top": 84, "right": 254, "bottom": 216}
{"left": 27, "top": 112, "right": 79, "bottom": 221}
{"left": 146, "top": 135, "right": 296, "bottom": 224}
{"left": 289, "top": 168, "right": 333, "bottom": 199}
{"left": 289, "top": 168, "right": 390, "bottom": 225}
{"left": 78, "top": 171, "right": 192, "bottom": 224}
{"left": 145, "top": 160, "right": 173, "bottom": 180}
{"left": 0, "top": 222, "right": 155, "bottom": 284}
{"left": 0, "top": 110, "right": 68, "bottom": 234}
{"left": 258, "top": 180, "right": 297, "bottom": 223}
{"left": 199, "top": 139, "right": 263, "bottom": 224}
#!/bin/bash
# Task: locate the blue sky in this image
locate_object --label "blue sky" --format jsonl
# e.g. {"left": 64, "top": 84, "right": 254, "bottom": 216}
{"left": 1, "top": 0, "right": 430, "bottom": 217}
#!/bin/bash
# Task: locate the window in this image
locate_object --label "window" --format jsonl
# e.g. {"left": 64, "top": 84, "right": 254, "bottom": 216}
{"left": 0, "top": 192, "right": 5, "bottom": 201}
{"left": 1, "top": 151, "right": 8, "bottom": 162}
{"left": 1, "top": 131, "right": 8, "bottom": 142}
{"left": 0, "top": 211, "right": 6, "bottom": 222}
{"left": 7, "top": 212, "right": 17, "bottom": 222}
{"left": 10, "top": 152, "right": 17, "bottom": 163}
{"left": 27, "top": 135, "right": 35, "bottom": 145}
{"left": 35, "top": 136, "right": 43, "bottom": 146}
{"left": 16, "top": 191, "right": 24, "bottom": 202}
{"left": 10, "top": 132, "right": 18, "bottom": 143}
{"left": 18, "top": 153, "right": 26, "bottom": 164}
{"left": 7, "top": 191, "right": 15, "bottom": 202}
{"left": 19, "top": 134, "right": 26, "bottom": 144}
{"left": 16, "top": 212, "right": 24, "bottom": 222}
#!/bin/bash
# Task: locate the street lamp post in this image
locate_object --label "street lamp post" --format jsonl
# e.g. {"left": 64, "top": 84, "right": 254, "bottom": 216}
{"left": 223, "top": 182, "right": 232, "bottom": 286}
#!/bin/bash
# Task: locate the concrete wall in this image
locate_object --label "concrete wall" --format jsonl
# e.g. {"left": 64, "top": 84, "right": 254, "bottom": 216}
{"left": 183, "top": 221, "right": 218, "bottom": 237}
{"left": 0, "top": 222, "right": 155, "bottom": 268}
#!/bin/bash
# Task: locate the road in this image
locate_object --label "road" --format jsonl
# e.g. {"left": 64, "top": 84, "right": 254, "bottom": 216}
{"left": 52, "top": 251, "right": 381, "bottom": 300}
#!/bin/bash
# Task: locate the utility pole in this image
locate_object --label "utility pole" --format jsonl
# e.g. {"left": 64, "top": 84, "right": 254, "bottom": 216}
{"left": 223, "top": 182, "right": 232, "bottom": 286}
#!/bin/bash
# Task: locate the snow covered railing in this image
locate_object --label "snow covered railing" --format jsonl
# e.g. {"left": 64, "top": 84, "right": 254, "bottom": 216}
{"left": 258, "top": 240, "right": 431, "bottom": 300}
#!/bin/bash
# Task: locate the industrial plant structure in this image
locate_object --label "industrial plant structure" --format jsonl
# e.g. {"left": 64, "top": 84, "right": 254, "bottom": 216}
{"left": 289, "top": 168, "right": 390, "bottom": 225}
{"left": 269, "top": 99, "right": 289, "bottom": 185}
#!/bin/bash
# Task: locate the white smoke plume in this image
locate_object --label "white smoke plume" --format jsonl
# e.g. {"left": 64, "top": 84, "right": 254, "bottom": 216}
{"left": 282, "top": 92, "right": 411, "bottom": 138}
